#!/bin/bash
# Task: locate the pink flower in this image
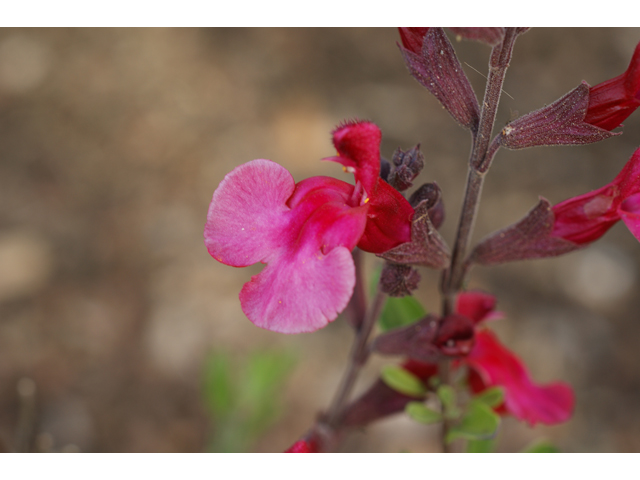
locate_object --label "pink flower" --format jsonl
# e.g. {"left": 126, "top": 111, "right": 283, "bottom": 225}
{"left": 551, "top": 146, "right": 640, "bottom": 245}
{"left": 205, "top": 120, "right": 413, "bottom": 334}
{"left": 584, "top": 42, "right": 640, "bottom": 131}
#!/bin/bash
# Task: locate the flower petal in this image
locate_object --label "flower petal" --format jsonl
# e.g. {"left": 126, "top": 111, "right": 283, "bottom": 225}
{"left": 239, "top": 200, "right": 367, "bottom": 334}
{"left": 466, "top": 331, "right": 574, "bottom": 426}
{"left": 619, "top": 192, "right": 640, "bottom": 241}
{"left": 240, "top": 245, "right": 356, "bottom": 334}
{"left": 284, "top": 439, "right": 318, "bottom": 453}
{"left": 551, "top": 147, "right": 640, "bottom": 245}
{"left": 328, "top": 120, "right": 383, "bottom": 198}
{"left": 205, "top": 159, "right": 294, "bottom": 267}
{"left": 455, "top": 291, "right": 504, "bottom": 325}
{"left": 358, "top": 179, "right": 414, "bottom": 253}
{"left": 585, "top": 42, "right": 640, "bottom": 130}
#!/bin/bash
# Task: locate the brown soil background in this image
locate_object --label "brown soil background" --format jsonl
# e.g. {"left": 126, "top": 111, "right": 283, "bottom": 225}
{"left": 0, "top": 28, "right": 639, "bottom": 452}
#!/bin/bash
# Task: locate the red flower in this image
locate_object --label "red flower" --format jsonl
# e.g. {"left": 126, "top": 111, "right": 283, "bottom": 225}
{"left": 284, "top": 439, "right": 318, "bottom": 453}
{"left": 465, "top": 330, "right": 574, "bottom": 426}
{"left": 346, "top": 291, "right": 574, "bottom": 427}
{"left": 551, "top": 147, "right": 640, "bottom": 245}
{"left": 458, "top": 292, "right": 574, "bottom": 426}
{"left": 585, "top": 42, "right": 640, "bottom": 130}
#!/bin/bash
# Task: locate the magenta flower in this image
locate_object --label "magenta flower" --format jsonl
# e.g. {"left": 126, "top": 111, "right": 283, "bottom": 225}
{"left": 551, "top": 146, "right": 640, "bottom": 245}
{"left": 205, "top": 120, "right": 413, "bottom": 334}
{"left": 284, "top": 439, "right": 318, "bottom": 453}
{"left": 347, "top": 291, "right": 574, "bottom": 427}
{"left": 466, "top": 330, "right": 574, "bottom": 426}
{"left": 584, "top": 42, "right": 640, "bottom": 131}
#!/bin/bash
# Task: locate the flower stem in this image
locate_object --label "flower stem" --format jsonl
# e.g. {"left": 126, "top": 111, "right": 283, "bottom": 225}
{"left": 325, "top": 286, "right": 387, "bottom": 431}
{"left": 439, "top": 28, "right": 520, "bottom": 452}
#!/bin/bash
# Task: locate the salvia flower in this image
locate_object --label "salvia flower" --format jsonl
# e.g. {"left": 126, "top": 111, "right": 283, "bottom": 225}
{"left": 551, "top": 146, "right": 640, "bottom": 245}
{"left": 351, "top": 292, "right": 574, "bottom": 427}
{"left": 470, "top": 147, "right": 640, "bottom": 265}
{"left": 584, "top": 41, "right": 640, "bottom": 131}
{"left": 205, "top": 120, "right": 413, "bottom": 334}
{"left": 466, "top": 330, "right": 574, "bottom": 426}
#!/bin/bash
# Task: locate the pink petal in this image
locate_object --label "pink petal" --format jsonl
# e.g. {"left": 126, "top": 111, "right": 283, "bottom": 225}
{"left": 466, "top": 330, "right": 575, "bottom": 426}
{"left": 240, "top": 199, "right": 367, "bottom": 333}
{"left": 240, "top": 245, "right": 356, "bottom": 334}
{"left": 619, "top": 192, "right": 640, "bottom": 241}
{"left": 205, "top": 159, "right": 368, "bottom": 334}
{"left": 205, "top": 159, "right": 294, "bottom": 267}
{"left": 455, "top": 291, "right": 504, "bottom": 325}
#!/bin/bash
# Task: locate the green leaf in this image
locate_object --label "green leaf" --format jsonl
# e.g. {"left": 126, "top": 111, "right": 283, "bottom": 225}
{"left": 379, "top": 295, "right": 427, "bottom": 331}
{"left": 467, "top": 439, "right": 495, "bottom": 453}
{"left": 437, "top": 384, "right": 456, "bottom": 410}
{"left": 381, "top": 365, "right": 426, "bottom": 397}
{"left": 446, "top": 401, "right": 500, "bottom": 444}
{"left": 523, "top": 440, "right": 560, "bottom": 453}
{"left": 405, "top": 401, "right": 442, "bottom": 424}
{"left": 474, "top": 387, "right": 504, "bottom": 408}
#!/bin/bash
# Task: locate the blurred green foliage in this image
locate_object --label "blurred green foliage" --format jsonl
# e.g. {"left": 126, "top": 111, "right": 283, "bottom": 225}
{"left": 202, "top": 349, "right": 295, "bottom": 452}
{"left": 379, "top": 295, "right": 427, "bottom": 332}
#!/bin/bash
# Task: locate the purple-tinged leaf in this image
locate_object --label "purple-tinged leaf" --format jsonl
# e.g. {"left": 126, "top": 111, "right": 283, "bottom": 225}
{"left": 399, "top": 27, "right": 480, "bottom": 131}
{"left": 409, "top": 182, "right": 445, "bottom": 229}
{"left": 377, "top": 199, "right": 450, "bottom": 268}
{"left": 498, "top": 82, "right": 619, "bottom": 149}
{"left": 372, "top": 314, "right": 441, "bottom": 362}
{"left": 380, "top": 263, "right": 421, "bottom": 297}
{"left": 469, "top": 198, "right": 582, "bottom": 266}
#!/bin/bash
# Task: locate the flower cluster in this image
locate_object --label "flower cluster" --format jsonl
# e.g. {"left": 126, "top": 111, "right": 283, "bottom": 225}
{"left": 204, "top": 28, "right": 640, "bottom": 453}
{"left": 343, "top": 292, "right": 574, "bottom": 428}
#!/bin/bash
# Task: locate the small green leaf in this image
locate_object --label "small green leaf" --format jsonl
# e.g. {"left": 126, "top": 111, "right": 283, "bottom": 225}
{"left": 437, "top": 384, "right": 456, "bottom": 410}
{"left": 437, "top": 384, "right": 461, "bottom": 419}
{"left": 379, "top": 295, "right": 426, "bottom": 331}
{"left": 405, "top": 402, "right": 442, "bottom": 424}
{"left": 381, "top": 365, "right": 426, "bottom": 397}
{"left": 467, "top": 439, "right": 495, "bottom": 453}
{"left": 523, "top": 440, "right": 560, "bottom": 453}
{"left": 474, "top": 387, "right": 504, "bottom": 408}
{"left": 446, "top": 401, "right": 500, "bottom": 444}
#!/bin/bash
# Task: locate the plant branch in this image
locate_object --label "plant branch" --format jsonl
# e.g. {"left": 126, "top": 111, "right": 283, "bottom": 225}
{"left": 324, "top": 286, "right": 387, "bottom": 430}
{"left": 443, "top": 27, "right": 519, "bottom": 311}
{"left": 438, "top": 28, "right": 520, "bottom": 452}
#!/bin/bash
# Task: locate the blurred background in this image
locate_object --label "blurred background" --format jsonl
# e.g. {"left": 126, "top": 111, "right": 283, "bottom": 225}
{"left": 0, "top": 28, "right": 639, "bottom": 452}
